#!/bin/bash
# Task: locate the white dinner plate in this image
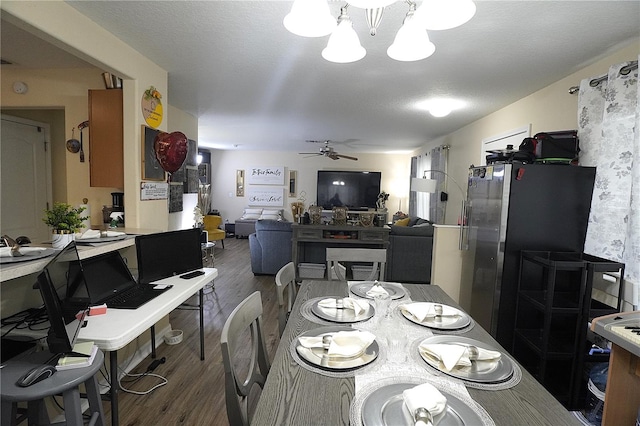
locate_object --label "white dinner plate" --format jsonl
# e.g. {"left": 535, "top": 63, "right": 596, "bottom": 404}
{"left": 350, "top": 281, "right": 407, "bottom": 300}
{"left": 400, "top": 302, "right": 471, "bottom": 330}
{"left": 295, "top": 326, "right": 379, "bottom": 370}
{"left": 0, "top": 247, "right": 56, "bottom": 264}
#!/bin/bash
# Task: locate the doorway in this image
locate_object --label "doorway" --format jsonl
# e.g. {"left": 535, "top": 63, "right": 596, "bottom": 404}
{"left": 1, "top": 114, "right": 52, "bottom": 243}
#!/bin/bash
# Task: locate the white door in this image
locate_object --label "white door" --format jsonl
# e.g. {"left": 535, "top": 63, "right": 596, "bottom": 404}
{"left": 1, "top": 115, "right": 52, "bottom": 243}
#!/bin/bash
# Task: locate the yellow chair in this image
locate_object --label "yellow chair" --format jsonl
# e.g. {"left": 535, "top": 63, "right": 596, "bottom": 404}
{"left": 203, "top": 215, "right": 225, "bottom": 248}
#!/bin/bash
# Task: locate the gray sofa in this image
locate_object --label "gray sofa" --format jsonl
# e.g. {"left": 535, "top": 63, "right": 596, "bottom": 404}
{"left": 235, "top": 208, "right": 285, "bottom": 238}
{"left": 385, "top": 219, "right": 434, "bottom": 283}
{"left": 249, "top": 220, "right": 293, "bottom": 275}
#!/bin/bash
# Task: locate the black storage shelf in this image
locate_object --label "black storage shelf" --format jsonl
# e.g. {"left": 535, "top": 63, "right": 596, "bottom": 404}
{"left": 514, "top": 329, "right": 576, "bottom": 357}
{"left": 518, "top": 291, "right": 582, "bottom": 313}
{"left": 513, "top": 250, "right": 625, "bottom": 410}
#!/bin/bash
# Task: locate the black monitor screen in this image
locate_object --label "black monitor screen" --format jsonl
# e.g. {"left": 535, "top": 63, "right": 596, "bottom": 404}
{"left": 136, "top": 228, "right": 203, "bottom": 284}
{"left": 34, "top": 241, "right": 88, "bottom": 355}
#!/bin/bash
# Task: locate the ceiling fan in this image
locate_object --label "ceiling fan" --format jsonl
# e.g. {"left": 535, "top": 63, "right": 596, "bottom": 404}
{"left": 299, "top": 140, "right": 358, "bottom": 161}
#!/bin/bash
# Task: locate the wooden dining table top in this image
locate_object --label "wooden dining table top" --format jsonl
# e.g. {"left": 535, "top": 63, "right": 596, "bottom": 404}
{"left": 251, "top": 281, "right": 580, "bottom": 426}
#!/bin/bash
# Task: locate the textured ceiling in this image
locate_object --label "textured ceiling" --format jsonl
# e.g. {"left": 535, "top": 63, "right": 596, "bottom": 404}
{"left": 2, "top": 1, "right": 639, "bottom": 154}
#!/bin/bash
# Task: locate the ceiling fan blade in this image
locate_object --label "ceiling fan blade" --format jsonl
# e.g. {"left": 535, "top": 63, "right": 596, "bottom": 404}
{"left": 336, "top": 154, "right": 358, "bottom": 161}
{"left": 299, "top": 152, "right": 321, "bottom": 155}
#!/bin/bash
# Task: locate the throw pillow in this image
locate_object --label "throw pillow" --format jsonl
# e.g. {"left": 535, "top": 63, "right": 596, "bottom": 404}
{"left": 241, "top": 213, "right": 261, "bottom": 220}
{"left": 259, "top": 213, "right": 281, "bottom": 221}
{"left": 244, "top": 208, "right": 263, "bottom": 215}
{"left": 395, "top": 217, "right": 410, "bottom": 226}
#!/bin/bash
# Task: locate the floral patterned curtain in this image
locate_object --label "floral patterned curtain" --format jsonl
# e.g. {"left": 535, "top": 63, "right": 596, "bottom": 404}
{"left": 578, "top": 58, "right": 639, "bottom": 308}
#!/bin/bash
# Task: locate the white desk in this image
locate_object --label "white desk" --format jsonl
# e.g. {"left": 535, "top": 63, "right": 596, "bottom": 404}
{"left": 78, "top": 267, "right": 218, "bottom": 426}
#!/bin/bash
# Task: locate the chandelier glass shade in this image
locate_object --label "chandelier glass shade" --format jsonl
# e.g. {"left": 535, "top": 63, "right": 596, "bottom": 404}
{"left": 387, "top": 6, "right": 435, "bottom": 61}
{"left": 414, "top": 0, "right": 477, "bottom": 30}
{"left": 322, "top": 10, "right": 366, "bottom": 63}
{"left": 283, "top": 0, "right": 336, "bottom": 37}
{"left": 284, "top": 0, "right": 475, "bottom": 62}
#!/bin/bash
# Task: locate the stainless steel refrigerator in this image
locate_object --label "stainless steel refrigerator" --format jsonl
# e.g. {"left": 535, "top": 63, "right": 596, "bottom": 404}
{"left": 460, "top": 163, "right": 596, "bottom": 350}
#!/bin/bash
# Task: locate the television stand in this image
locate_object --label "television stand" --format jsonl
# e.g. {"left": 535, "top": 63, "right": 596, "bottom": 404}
{"left": 291, "top": 224, "right": 390, "bottom": 280}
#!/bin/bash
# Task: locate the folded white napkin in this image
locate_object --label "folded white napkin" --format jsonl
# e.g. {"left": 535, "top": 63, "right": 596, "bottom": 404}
{"left": 365, "top": 283, "right": 389, "bottom": 298}
{"left": 318, "top": 298, "right": 369, "bottom": 316}
{"left": 400, "top": 303, "right": 460, "bottom": 323}
{"left": 0, "top": 246, "right": 45, "bottom": 257}
{"left": 419, "top": 343, "right": 502, "bottom": 372}
{"left": 402, "top": 383, "right": 448, "bottom": 420}
{"left": 298, "top": 330, "right": 375, "bottom": 357}
{"left": 79, "top": 230, "right": 125, "bottom": 239}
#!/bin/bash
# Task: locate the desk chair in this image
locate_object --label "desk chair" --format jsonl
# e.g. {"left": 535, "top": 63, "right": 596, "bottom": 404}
{"left": 221, "top": 291, "right": 270, "bottom": 426}
{"left": 1, "top": 350, "right": 105, "bottom": 426}
{"left": 326, "top": 248, "right": 387, "bottom": 281}
{"left": 275, "top": 262, "right": 297, "bottom": 336}
{"left": 203, "top": 215, "right": 225, "bottom": 248}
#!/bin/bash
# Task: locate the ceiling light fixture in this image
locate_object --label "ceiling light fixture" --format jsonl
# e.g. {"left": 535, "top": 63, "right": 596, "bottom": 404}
{"left": 321, "top": 7, "right": 366, "bottom": 63}
{"left": 284, "top": 0, "right": 476, "bottom": 63}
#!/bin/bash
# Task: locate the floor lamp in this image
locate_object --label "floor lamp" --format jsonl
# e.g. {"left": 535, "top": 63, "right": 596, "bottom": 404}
{"left": 411, "top": 170, "right": 468, "bottom": 249}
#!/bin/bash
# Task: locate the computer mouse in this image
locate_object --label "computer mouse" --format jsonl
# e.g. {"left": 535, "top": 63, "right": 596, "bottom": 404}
{"left": 16, "top": 364, "right": 57, "bottom": 387}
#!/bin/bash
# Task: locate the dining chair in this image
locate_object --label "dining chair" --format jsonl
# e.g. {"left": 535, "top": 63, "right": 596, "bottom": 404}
{"left": 275, "top": 262, "right": 297, "bottom": 336}
{"left": 220, "top": 291, "right": 271, "bottom": 426}
{"left": 326, "top": 247, "right": 387, "bottom": 281}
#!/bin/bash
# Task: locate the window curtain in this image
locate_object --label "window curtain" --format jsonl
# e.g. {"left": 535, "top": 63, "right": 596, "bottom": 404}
{"left": 410, "top": 153, "right": 430, "bottom": 218}
{"left": 577, "top": 58, "right": 639, "bottom": 308}
{"left": 428, "top": 146, "right": 447, "bottom": 224}
{"left": 408, "top": 156, "right": 418, "bottom": 217}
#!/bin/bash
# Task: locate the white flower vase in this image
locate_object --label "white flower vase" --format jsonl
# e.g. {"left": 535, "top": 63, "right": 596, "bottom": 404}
{"left": 52, "top": 232, "right": 75, "bottom": 249}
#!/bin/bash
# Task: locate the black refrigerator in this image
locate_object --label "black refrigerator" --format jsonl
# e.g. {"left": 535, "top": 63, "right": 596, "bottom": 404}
{"left": 459, "top": 163, "right": 596, "bottom": 350}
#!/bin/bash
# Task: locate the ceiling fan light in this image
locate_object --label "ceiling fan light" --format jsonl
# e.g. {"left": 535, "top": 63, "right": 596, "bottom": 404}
{"left": 347, "top": 0, "right": 398, "bottom": 9}
{"left": 414, "top": 0, "right": 476, "bottom": 31}
{"left": 322, "top": 18, "right": 366, "bottom": 63}
{"left": 284, "top": 0, "right": 337, "bottom": 37}
{"left": 387, "top": 20, "right": 435, "bottom": 61}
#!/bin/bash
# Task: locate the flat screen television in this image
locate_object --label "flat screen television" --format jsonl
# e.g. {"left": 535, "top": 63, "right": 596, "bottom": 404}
{"left": 135, "top": 228, "right": 203, "bottom": 284}
{"left": 317, "top": 170, "right": 381, "bottom": 210}
{"left": 33, "top": 241, "right": 88, "bottom": 355}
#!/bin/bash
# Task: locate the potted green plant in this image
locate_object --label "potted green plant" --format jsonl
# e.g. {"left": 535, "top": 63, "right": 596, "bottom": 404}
{"left": 43, "top": 202, "right": 88, "bottom": 249}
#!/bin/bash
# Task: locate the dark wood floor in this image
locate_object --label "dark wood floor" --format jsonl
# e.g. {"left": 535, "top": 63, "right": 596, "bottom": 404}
{"left": 104, "top": 236, "right": 280, "bottom": 425}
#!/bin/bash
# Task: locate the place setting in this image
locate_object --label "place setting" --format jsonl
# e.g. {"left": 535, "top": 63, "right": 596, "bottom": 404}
{"left": 399, "top": 301, "right": 474, "bottom": 333}
{"left": 301, "top": 296, "right": 375, "bottom": 325}
{"left": 349, "top": 375, "right": 495, "bottom": 426}
{"left": 410, "top": 335, "right": 522, "bottom": 390}
{"left": 290, "top": 326, "right": 380, "bottom": 377}
{"left": 75, "top": 229, "right": 128, "bottom": 244}
{"left": 349, "top": 280, "right": 409, "bottom": 300}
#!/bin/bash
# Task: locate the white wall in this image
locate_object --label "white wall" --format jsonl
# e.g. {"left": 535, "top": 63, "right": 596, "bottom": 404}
{"left": 415, "top": 40, "right": 640, "bottom": 225}
{"left": 208, "top": 150, "right": 411, "bottom": 222}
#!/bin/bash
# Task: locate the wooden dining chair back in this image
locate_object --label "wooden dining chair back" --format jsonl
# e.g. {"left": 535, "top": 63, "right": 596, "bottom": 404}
{"left": 275, "top": 262, "right": 297, "bottom": 336}
{"left": 220, "top": 291, "right": 271, "bottom": 426}
{"left": 326, "top": 248, "right": 387, "bottom": 281}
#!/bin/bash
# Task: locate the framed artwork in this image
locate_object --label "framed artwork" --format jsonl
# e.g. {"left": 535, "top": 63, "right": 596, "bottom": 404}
{"left": 247, "top": 166, "right": 285, "bottom": 185}
{"left": 186, "top": 139, "right": 198, "bottom": 166}
{"left": 169, "top": 182, "right": 183, "bottom": 212}
{"left": 141, "top": 125, "right": 166, "bottom": 181}
{"left": 198, "top": 163, "right": 209, "bottom": 184}
{"left": 186, "top": 167, "right": 199, "bottom": 193}
{"left": 247, "top": 187, "right": 284, "bottom": 207}
{"left": 236, "top": 170, "right": 245, "bottom": 196}
{"left": 289, "top": 170, "right": 297, "bottom": 197}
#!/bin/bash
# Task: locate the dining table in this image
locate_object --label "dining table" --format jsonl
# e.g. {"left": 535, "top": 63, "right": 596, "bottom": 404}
{"left": 251, "top": 280, "right": 580, "bottom": 426}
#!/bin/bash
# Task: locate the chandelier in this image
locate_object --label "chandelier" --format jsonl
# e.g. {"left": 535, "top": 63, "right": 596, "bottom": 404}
{"left": 283, "top": 0, "right": 476, "bottom": 63}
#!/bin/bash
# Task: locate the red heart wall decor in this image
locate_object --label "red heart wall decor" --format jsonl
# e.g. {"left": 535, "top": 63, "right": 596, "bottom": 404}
{"left": 154, "top": 131, "right": 188, "bottom": 174}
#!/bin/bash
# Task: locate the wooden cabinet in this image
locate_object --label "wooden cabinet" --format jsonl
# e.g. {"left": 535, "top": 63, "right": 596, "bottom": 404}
{"left": 88, "top": 89, "right": 123, "bottom": 188}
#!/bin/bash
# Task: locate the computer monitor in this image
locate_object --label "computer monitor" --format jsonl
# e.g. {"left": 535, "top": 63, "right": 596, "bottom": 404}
{"left": 135, "top": 228, "right": 203, "bottom": 284}
{"left": 33, "top": 241, "right": 88, "bottom": 355}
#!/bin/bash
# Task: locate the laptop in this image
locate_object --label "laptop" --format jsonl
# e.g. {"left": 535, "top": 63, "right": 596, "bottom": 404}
{"left": 70, "top": 251, "right": 171, "bottom": 309}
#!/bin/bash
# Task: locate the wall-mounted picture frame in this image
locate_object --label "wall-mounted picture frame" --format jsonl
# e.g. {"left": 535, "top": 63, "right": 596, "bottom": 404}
{"left": 247, "top": 187, "right": 284, "bottom": 207}
{"left": 247, "top": 166, "right": 285, "bottom": 185}
{"left": 289, "top": 170, "right": 297, "bottom": 197}
{"left": 169, "top": 182, "right": 183, "bottom": 213}
{"left": 198, "top": 163, "right": 209, "bottom": 184}
{"left": 236, "top": 170, "right": 245, "bottom": 197}
{"left": 141, "top": 125, "right": 166, "bottom": 181}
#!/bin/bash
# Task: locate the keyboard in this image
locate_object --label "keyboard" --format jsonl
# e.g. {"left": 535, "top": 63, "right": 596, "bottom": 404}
{"left": 591, "top": 311, "right": 640, "bottom": 357}
{"left": 104, "top": 285, "right": 170, "bottom": 309}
